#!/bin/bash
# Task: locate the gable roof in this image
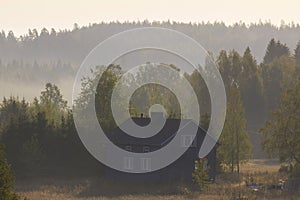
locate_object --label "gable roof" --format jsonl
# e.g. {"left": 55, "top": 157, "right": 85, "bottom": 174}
{"left": 108, "top": 117, "right": 210, "bottom": 146}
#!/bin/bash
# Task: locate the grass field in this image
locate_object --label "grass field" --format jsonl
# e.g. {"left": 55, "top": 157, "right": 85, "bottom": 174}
{"left": 15, "top": 159, "right": 299, "bottom": 200}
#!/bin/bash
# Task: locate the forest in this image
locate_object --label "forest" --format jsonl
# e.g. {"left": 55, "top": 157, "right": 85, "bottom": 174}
{"left": 0, "top": 22, "right": 300, "bottom": 199}
{"left": 1, "top": 21, "right": 300, "bottom": 102}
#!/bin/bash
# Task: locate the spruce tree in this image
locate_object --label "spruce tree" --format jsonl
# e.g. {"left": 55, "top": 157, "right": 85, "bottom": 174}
{"left": 263, "top": 38, "right": 290, "bottom": 64}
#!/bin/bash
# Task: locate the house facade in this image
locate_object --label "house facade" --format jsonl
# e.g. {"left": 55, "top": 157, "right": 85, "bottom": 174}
{"left": 103, "top": 112, "right": 218, "bottom": 183}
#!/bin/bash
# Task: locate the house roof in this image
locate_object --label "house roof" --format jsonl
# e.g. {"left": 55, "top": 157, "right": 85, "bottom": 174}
{"left": 108, "top": 116, "right": 212, "bottom": 146}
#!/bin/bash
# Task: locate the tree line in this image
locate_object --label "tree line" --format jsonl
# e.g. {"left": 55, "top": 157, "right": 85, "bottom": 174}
{"left": 1, "top": 21, "right": 300, "bottom": 64}
{"left": 0, "top": 60, "right": 75, "bottom": 83}
{"left": 0, "top": 38, "right": 299, "bottom": 186}
{"left": 0, "top": 84, "right": 102, "bottom": 178}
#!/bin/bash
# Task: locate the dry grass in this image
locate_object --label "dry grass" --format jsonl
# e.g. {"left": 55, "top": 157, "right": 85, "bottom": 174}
{"left": 241, "top": 159, "right": 281, "bottom": 173}
{"left": 16, "top": 159, "right": 299, "bottom": 200}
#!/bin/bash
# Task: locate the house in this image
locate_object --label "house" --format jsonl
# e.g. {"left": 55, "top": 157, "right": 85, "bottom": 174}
{"left": 103, "top": 112, "right": 219, "bottom": 183}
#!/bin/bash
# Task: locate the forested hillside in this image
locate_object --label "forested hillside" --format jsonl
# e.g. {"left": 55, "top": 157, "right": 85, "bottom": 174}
{"left": 1, "top": 21, "right": 300, "bottom": 64}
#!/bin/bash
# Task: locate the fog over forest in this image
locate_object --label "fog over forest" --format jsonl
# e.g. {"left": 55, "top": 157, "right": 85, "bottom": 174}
{"left": 1, "top": 21, "right": 300, "bottom": 103}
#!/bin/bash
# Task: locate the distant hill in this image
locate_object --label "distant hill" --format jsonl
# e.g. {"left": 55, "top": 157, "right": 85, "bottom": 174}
{"left": 1, "top": 21, "right": 300, "bottom": 65}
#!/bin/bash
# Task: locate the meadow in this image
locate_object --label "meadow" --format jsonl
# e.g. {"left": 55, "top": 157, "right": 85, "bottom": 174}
{"left": 15, "top": 159, "right": 299, "bottom": 200}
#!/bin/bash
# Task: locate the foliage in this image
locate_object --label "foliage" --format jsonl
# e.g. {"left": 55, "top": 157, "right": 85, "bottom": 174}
{"left": 0, "top": 84, "right": 100, "bottom": 177}
{"left": 239, "top": 47, "right": 264, "bottom": 124}
{"left": 0, "top": 145, "right": 23, "bottom": 200}
{"left": 192, "top": 158, "right": 210, "bottom": 191}
{"left": 39, "top": 83, "right": 68, "bottom": 126}
{"left": 1, "top": 21, "right": 300, "bottom": 66}
{"left": 261, "top": 76, "right": 300, "bottom": 177}
{"left": 262, "top": 54, "right": 298, "bottom": 117}
{"left": 263, "top": 38, "right": 290, "bottom": 64}
{"left": 19, "top": 135, "right": 45, "bottom": 172}
{"left": 216, "top": 48, "right": 265, "bottom": 128}
{"left": 74, "top": 64, "right": 123, "bottom": 133}
{"left": 129, "top": 63, "right": 183, "bottom": 118}
{"left": 295, "top": 40, "right": 300, "bottom": 65}
{"left": 218, "top": 85, "right": 252, "bottom": 174}
{"left": 0, "top": 37, "right": 300, "bottom": 182}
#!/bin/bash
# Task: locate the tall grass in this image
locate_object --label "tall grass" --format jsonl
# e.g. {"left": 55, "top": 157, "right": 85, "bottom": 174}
{"left": 16, "top": 160, "right": 299, "bottom": 200}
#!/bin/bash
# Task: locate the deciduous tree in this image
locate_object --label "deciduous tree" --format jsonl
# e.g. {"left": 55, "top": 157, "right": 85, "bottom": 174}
{"left": 261, "top": 76, "right": 300, "bottom": 177}
{"left": 218, "top": 86, "right": 252, "bottom": 174}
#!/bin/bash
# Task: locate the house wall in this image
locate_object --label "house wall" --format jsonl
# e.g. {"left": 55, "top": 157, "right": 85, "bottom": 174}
{"left": 103, "top": 146, "right": 216, "bottom": 183}
{"left": 103, "top": 127, "right": 217, "bottom": 183}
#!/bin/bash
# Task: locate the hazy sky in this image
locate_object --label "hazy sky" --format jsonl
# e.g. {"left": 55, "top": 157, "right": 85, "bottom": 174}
{"left": 1, "top": 0, "right": 300, "bottom": 36}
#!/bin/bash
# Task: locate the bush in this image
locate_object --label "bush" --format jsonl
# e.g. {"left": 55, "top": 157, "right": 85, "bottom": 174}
{"left": 192, "top": 158, "right": 210, "bottom": 191}
{"left": 0, "top": 145, "right": 25, "bottom": 200}
{"left": 290, "top": 163, "right": 300, "bottom": 178}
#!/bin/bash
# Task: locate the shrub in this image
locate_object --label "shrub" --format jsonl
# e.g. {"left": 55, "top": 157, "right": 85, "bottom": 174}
{"left": 0, "top": 145, "right": 26, "bottom": 200}
{"left": 192, "top": 158, "right": 210, "bottom": 191}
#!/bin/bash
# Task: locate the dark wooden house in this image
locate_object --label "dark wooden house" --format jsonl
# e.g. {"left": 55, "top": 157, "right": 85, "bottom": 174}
{"left": 104, "top": 112, "right": 219, "bottom": 183}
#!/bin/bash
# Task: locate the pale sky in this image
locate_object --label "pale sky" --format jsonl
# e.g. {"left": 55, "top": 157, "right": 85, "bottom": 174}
{"left": 1, "top": 0, "right": 300, "bottom": 36}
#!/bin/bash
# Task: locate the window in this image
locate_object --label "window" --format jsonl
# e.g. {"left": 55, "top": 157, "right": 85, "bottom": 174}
{"left": 124, "top": 157, "right": 133, "bottom": 170}
{"left": 143, "top": 146, "right": 150, "bottom": 152}
{"left": 181, "top": 135, "right": 196, "bottom": 147}
{"left": 141, "top": 158, "right": 151, "bottom": 171}
{"left": 125, "top": 145, "right": 132, "bottom": 151}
